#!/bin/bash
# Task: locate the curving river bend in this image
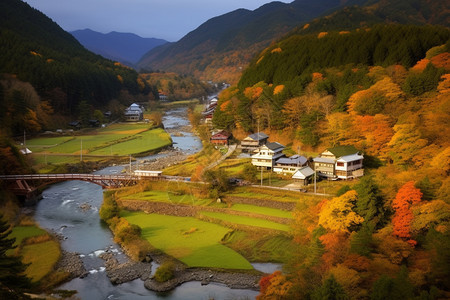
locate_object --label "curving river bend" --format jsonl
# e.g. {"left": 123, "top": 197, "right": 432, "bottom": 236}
{"left": 34, "top": 108, "right": 265, "bottom": 299}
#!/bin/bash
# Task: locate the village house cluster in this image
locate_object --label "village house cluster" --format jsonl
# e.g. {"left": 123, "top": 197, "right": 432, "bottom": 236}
{"left": 246, "top": 133, "right": 364, "bottom": 185}
{"left": 204, "top": 96, "right": 364, "bottom": 186}
{"left": 209, "top": 129, "right": 364, "bottom": 186}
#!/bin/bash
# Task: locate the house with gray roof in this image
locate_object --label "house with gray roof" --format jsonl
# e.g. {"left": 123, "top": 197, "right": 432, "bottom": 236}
{"left": 251, "top": 142, "right": 285, "bottom": 170}
{"left": 124, "top": 103, "right": 144, "bottom": 121}
{"left": 292, "top": 166, "right": 315, "bottom": 186}
{"left": 241, "top": 132, "right": 269, "bottom": 152}
{"left": 274, "top": 155, "right": 308, "bottom": 174}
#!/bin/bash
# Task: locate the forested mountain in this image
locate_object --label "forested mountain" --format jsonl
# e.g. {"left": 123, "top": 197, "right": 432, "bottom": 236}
{"left": 138, "top": 0, "right": 449, "bottom": 83}
{"left": 0, "top": 0, "right": 155, "bottom": 136}
{"left": 215, "top": 23, "right": 450, "bottom": 298}
{"left": 138, "top": 0, "right": 344, "bottom": 83}
{"left": 71, "top": 29, "right": 167, "bottom": 67}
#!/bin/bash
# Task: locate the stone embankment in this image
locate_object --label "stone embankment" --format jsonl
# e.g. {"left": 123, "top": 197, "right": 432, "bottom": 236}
{"left": 118, "top": 199, "right": 292, "bottom": 225}
{"left": 144, "top": 268, "right": 261, "bottom": 293}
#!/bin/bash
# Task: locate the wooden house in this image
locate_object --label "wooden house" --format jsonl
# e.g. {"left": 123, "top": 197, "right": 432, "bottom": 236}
{"left": 241, "top": 132, "right": 269, "bottom": 152}
{"left": 210, "top": 130, "right": 231, "bottom": 146}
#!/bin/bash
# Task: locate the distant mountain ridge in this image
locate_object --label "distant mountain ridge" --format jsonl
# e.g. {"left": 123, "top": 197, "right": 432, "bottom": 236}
{"left": 138, "top": 0, "right": 344, "bottom": 83}
{"left": 71, "top": 29, "right": 167, "bottom": 67}
{"left": 138, "top": 0, "right": 449, "bottom": 83}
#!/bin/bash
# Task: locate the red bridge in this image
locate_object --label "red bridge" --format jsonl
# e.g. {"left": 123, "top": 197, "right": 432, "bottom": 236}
{"left": 0, "top": 174, "right": 141, "bottom": 201}
{"left": 0, "top": 173, "right": 191, "bottom": 202}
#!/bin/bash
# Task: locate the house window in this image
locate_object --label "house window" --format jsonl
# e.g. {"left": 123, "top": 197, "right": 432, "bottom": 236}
{"left": 337, "top": 162, "right": 344, "bottom": 167}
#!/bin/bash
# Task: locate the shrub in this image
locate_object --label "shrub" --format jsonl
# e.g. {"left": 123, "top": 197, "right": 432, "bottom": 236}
{"left": 154, "top": 261, "right": 175, "bottom": 282}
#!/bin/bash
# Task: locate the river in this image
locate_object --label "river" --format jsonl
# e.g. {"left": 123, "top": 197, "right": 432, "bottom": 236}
{"left": 34, "top": 107, "right": 262, "bottom": 299}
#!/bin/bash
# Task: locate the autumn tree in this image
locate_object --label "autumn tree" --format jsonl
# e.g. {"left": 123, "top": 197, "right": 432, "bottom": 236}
{"left": 355, "top": 114, "right": 393, "bottom": 159}
{"left": 257, "top": 271, "right": 293, "bottom": 299}
{"left": 392, "top": 181, "right": 423, "bottom": 246}
{"left": 388, "top": 123, "right": 428, "bottom": 167}
{"left": 318, "top": 191, "right": 364, "bottom": 233}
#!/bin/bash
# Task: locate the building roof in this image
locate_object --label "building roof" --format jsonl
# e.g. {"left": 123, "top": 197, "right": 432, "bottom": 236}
{"left": 246, "top": 132, "right": 269, "bottom": 141}
{"left": 276, "top": 155, "right": 307, "bottom": 165}
{"left": 337, "top": 153, "right": 364, "bottom": 162}
{"left": 292, "top": 166, "right": 314, "bottom": 179}
{"left": 125, "top": 103, "right": 143, "bottom": 114}
{"left": 211, "top": 130, "right": 231, "bottom": 139}
{"left": 266, "top": 142, "right": 285, "bottom": 151}
{"left": 313, "top": 157, "right": 335, "bottom": 164}
{"left": 326, "top": 145, "right": 360, "bottom": 157}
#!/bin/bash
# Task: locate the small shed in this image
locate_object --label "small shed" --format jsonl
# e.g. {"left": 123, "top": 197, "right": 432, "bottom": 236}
{"left": 292, "top": 166, "right": 315, "bottom": 186}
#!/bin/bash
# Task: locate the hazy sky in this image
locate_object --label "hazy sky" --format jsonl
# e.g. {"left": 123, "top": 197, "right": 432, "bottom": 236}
{"left": 23, "top": 0, "right": 291, "bottom": 41}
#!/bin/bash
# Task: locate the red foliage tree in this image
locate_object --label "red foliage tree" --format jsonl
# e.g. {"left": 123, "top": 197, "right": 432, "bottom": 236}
{"left": 392, "top": 181, "right": 423, "bottom": 246}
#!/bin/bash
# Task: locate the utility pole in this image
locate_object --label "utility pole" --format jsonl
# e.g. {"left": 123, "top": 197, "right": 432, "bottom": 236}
{"left": 260, "top": 167, "right": 263, "bottom": 186}
{"left": 129, "top": 155, "right": 132, "bottom": 173}
{"left": 23, "top": 130, "right": 26, "bottom": 155}
{"left": 314, "top": 161, "right": 317, "bottom": 194}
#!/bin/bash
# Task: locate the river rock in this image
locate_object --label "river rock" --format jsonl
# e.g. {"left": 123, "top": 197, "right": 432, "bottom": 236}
{"left": 99, "top": 251, "right": 152, "bottom": 284}
{"left": 56, "top": 250, "right": 88, "bottom": 279}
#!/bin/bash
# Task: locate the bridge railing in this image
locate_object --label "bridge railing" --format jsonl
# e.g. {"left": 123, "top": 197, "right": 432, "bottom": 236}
{"left": 0, "top": 174, "right": 139, "bottom": 181}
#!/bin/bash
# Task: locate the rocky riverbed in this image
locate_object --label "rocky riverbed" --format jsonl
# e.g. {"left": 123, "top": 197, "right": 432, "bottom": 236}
{"left": 55, "top": 251, "right": 88, "bottom": 280}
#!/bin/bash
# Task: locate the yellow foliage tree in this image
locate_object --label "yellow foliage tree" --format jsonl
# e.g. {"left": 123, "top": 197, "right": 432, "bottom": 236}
{"left": 318, "top": 191, "right": 364, "bottom": 233}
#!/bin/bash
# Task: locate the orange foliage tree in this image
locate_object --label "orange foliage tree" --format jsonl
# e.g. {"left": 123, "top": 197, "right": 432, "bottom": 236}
{"left": 355, "top": 114, "right": 393, "bottom": 158}
{"left": 257, "top": 271, "right": 293, "bottom": 299}
{"left": 392, "top": 181, "right": 423, "bottom": 246}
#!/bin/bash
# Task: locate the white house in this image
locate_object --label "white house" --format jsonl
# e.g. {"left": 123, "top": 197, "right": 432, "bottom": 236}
{"left": 335, "top": 153, "right": 364, "bottom": 179}
{"left": 313, "top": 145, "right": 364, "bottom": 180}
{"left": 251, "top": 142, "right": 285, "bottom": 170}
{"left": 124, "top": 103, "right": 144, "bottom": 121}
{"left": 274, "top": 155, "right": 308, "bottom": 174}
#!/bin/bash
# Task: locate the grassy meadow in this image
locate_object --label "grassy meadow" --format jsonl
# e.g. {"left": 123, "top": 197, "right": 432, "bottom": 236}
{"left": 26, "top": 123, "right": 172, "bottom": 171}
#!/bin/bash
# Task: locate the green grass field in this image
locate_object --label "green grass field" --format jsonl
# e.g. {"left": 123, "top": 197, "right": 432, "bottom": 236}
{"left": 230, "top": 204, "right": 293, "bottom": 219}
{"left": 27, "top": 124, "right": 172, "bottom": 171}
{"left": 21, "top": 240, "right": 60, "bottom": 282}
{"left": 90, "top": 128, "right": 171, "bottom": 156}
{"left": 9, "top": 226, "right": 47, "bottom": 247}
{"left": 121, "top": 211, "right": 253, "bottom": 269}
{"left": 200, "top": 211, "right": 291, "bottom": 232}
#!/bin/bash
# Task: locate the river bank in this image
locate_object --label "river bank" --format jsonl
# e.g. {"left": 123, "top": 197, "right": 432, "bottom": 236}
{"left": 31, "top": 106, "right": 260, "bottom": 299}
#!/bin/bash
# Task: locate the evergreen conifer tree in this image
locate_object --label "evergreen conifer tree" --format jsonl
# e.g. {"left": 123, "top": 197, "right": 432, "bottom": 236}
{"left": 0, "top": 214, "right": 31, "bottom": 298}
